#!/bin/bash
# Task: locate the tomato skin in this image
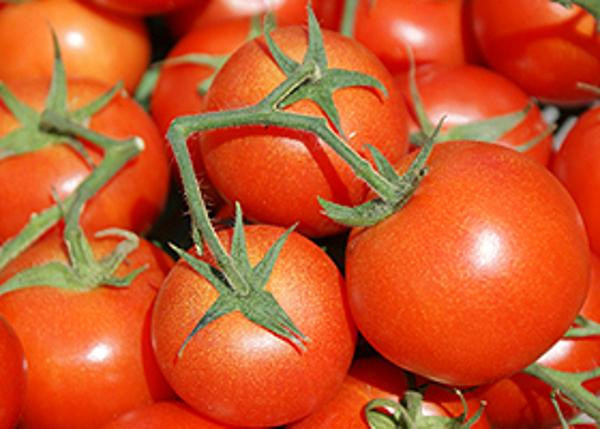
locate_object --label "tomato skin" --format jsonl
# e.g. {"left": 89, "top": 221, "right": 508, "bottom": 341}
{"left": 201, "top": 26, "right": 409, "bottom": 237}
{"left": 82, "top": 0, "right": 197, "bottom": 16}
{"left": 396, "top": 64, "right": 553, "bottom": 165}
{"left": 0, "top": 232, "right": 175, "bottom": 429}
{"left": 0, "top": 316, "right": 26, "bottom": 429}
{"left": 470, "top": 0, "right": 600, "bottom": 105}
{"left": 289, "top": 357, "right": 490, "bottom": 429}
{"left": 0, "top": 0, "right": 150, "bottom": 93}
{"left": 100, "top": 401, "right": 234, "bottom": 429}
{"left": 0, "top": 78, "right": 170, "bottom": 244}
{"left": 477, "top": 253, "right": 600, "bottom": 429}
{"left": 151, "top": 225, "right": 356, "bottom": 427}
{"left": 346, "top": 141, "right": 590, "bottom": 386}
{"left": 552, "top": 106, "right": 600, "bottom": 255}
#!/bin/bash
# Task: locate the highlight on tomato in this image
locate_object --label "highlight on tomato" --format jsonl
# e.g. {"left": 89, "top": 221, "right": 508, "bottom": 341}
{"left": 0, "top": 0, "right": 151, "bottom": 93}
{"left": 345, "top": 141, "right": 590, "bottom": 386}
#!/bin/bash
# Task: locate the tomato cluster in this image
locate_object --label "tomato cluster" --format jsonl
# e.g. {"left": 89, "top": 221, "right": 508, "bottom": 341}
{"left": 1, "top": 0, "right": 599, "bottom": 428}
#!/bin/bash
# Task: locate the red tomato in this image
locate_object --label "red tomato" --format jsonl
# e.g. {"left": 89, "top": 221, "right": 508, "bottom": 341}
{"left": 552, "top": 105, "right": 600, "bottom": 254}
{"left": 101, "top": 401, "right": 234, "bottom": 429}
{"left": 346, "top": 0, "right": 480, "bottom": 73}
{"left": 201, "top": 25, "right": 409, "bottom": 237}
{"left": 477, "top": 253, "right": 600, "bottom": 429}
{"left": 0, "top": 0, "right": 150, "bottom": 93}
{"left": 0, "top": 232, "right": 175, "bottom": 429}
{"left": 82, "top": 0, "right": 198, "bottom": 16}
{"left": 346, "top": 141, "right": 590, "bottom": 386}
{"left": 396, "top": 64, "right": 553, "bottom": 165}
{"left": 470, "top": 0, "right": 600, "bottom": 105}
{"left": 0, "top": 78, "right": 170, "bottom": 243}
{"left": 0, "top": 316, "right": 26, "bottom": 429}
{"left": 167, "top": 0, "right": 337, "bottom": 39}
{"left": 289, "top": 357, "right": 490, "bottom": 428}
{"left": 151, "top": 225, "right": 356, "bottom": 427}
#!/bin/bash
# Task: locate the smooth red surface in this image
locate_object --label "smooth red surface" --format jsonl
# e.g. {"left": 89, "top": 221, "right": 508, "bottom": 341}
{"left": 289, "top": 357, "right": 490, "bottom": 428}
{"left": 0, "top": 79, "right": 170, "bottom": 243}
{"left": 396, "top": 64, "right": 553, "bottom": 165}
{"left": 0, "top": 316, "right": 26, "bottom": 429}
{"left": 471, "top": 0, "right": 600, "bottom": 105}
{"left": 552, "top": 105, "right": 600, "bottom": 255}
{"left": 0, "top": 0, "right": 150, "bottom": 93}
{"left": 152, "top": 225, "right": 356, "bottom": 427}
{"left": 346, "top": 141, "right": 590, "bottom": 386}
{"left": 101, "top": 401, "right": 234, "bottom": 428}
{"left": 83, "top": 0, "right": 198, "bottom": 15}
{"left": 201, "top": 26, "right": 409, "bottom": 237}
{"left": 478, "top": 254, "right": 600, "bottom": 429}
{"left": 0, "top": 233, "right": 175, "bottom": 429}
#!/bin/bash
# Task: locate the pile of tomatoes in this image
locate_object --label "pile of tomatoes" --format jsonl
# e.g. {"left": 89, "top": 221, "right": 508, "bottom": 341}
{"left": 1, "top": 0, "right": 600, "bottom": 428}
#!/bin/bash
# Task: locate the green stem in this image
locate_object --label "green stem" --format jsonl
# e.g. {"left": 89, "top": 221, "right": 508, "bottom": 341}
{"left": 524, "top": 363, "right": 600, "bottom": 422}
{"left": 340, "top": 0, "right": 360, "bottom": 37}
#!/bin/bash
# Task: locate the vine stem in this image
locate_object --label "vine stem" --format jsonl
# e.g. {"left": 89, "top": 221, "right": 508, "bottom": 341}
{"left": 340, "top": 0, "right": 360, "bottom": 37}
{"left": 0, "top": 110, "right": 143, "bottom": 271}
{"left": 524, "top": 363, "right": 600, "bottom": 422}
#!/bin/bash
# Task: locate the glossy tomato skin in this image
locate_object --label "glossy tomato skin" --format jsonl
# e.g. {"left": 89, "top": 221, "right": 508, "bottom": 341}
{"left": 0, "top": 232, "right": 174, "bottom": 429}
{"left": 477, "top": 253, "right": 600, "bottom": 429}
{"left": 0, "top": 316, "right": 27, "bottom": 429}
{"left": 346, "top": 141, "right": 590, "bottom": 386}
{"left": 289, "top": 357, "right": 490, "bottom": 428}
{"left": 471, "top": 0, "right": 600, "bottom": 105}
{"left": 167, "top": 0, "right": 337, "bottom": 39}
{"left": 152, "top": 225, "right": 356, "bottom": 427}
{"left": 201, "top": 26, "right": 409, "bottom": 237}
{"left": 82, "top": 0, "right": 197, "bottom": 15}
{"left": 0, "top": 0, "right": 150, "bottom": 93}
{"left": 552, "top": 106, "right": 600, "bottom": 255}
{"left": 396, "top": 64, "right": 553, "bottom": 165}
{"left": 100, "top": 401, "right": 233, "bottom": 429}
{"left": 0, "top": 78, "right": 170, "bottom": 244}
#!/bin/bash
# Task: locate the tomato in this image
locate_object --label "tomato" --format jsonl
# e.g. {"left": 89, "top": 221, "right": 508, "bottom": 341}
{"left": 151, "top": 225, "right": 356, "bottom": 427}
{"left": 0, "top": 0, "right": 150, "bottom": 93}
{"left": 167, "top": 0, "right": 338, "bottom": 39}
{"left": 0, "top": 78, "right": 170, "bottom": 243}
{"left": 289, "top": 357, "right": 490, "bottom": 428}
{"left": 201, "top": 25, "right": 409, "bottom": 237}
{"left": 82, "top": 0, "right": 197, "bottom": 16}
{"left": 470, "top": 0, "right": 600, "bottom": 105}
{"left": 552, "top": 105, "right": 600, "bottom": 255}
{"left": 0, "top": 231, "right": 175, "bottom": 429}
{"left": 346, "top": 141, "right": 590, "bottom": 386}
{"left": 477, "top": 253, "right": 600, "bottom": 429}
{"left": 345, "top": 0, "right": 480, "bottom": 73}
{"left": 100, "top": 401, "right": 234, "bottom": 429}
{"left": 396, "top": 64, "right": 553, "bottom": 165}
{"left": 0, "top": 316, "right": 26, "bottom": 429}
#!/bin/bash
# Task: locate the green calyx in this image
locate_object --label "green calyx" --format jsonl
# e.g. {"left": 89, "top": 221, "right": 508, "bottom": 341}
{"left": 365, "top": 389, "right": 486, "bottom": 429}
{"left": 553, "top": 0, "right": 600, "bottom": 27}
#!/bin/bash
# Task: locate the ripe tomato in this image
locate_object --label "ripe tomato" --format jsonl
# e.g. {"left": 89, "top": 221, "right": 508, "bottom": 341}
{"left": 396, "top": 64, "right": 553, "bottom": 165}
{"left": 470, "top": 0, "right": 600, "bottom": 105}
{"left": 82, "top": 0, "right": 197, "bottom": 16}
{"left": 167, "top": 0, "right": 338, "bottom": 39}
{"left": 477, "top": 253, "right": 600, "bottom": 429}
{"left": 201, "top": 25, "right": 409, "bottom": 237}
{"left": 289, "top": 357, "right": 490, "bottom": 428}
{"left": 151, "top": 225, "right": 356, "bottom": 427}
{"left": 344, "top": 0, "right": 480, "bottom": 73}
{"left": 100, "top": 401, "right": 232, "bottom": 429}
{"left": 0, "top": 78, "right": 170, "bottom": 243}
{"left": 0, "top": 231, "right": 175, "bottom": 429}
{"left": 0, "top": 316, "right": 26, "bottom": 429}
{"left": 346, "top": 141, "right": 590, "bottom": 386}
{"left": 0, "top": 0, "right": 150, "bottom": 93}
{"left": 552, "top": 105, "right": 600, "bottom": 255}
